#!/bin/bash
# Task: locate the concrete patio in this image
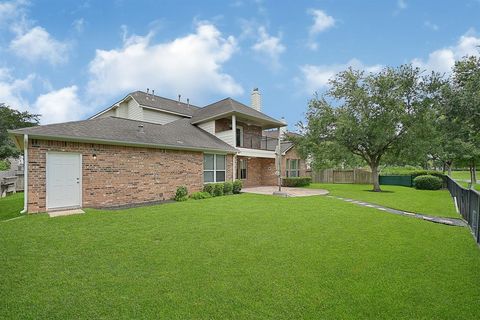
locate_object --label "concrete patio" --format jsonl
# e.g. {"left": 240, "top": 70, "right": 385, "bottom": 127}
{"left": 242, "top": 186, "right": 329, "bottom": 197}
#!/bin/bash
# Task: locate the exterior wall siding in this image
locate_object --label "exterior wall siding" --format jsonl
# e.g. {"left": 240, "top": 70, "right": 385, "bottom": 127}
{"left": 198, "top": 120, "right": 215, "bottom": 135}
{"left": 127, "top": 98, "right": 143, "bottom": 121}
{"left": 27, "top": 140, "right": 234, "bottom": 213}
{"left": 142, "top": 108, "right": 183, "bottom": 124}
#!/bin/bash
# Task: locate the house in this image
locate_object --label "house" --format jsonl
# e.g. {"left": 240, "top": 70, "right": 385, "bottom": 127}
{"left": 9, "top": 89, "right": 307, "bottom": 213}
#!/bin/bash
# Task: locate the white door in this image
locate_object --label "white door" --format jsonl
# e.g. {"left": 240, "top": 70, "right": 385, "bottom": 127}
{"left": 47, "top": 152, "right": 82, "bottom": 210}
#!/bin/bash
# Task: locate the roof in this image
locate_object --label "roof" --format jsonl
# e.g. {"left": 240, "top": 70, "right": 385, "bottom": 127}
{"left": 130, "top": 91, "right": 200, "bottom": 116}
{"left": 190, "top": 98, "right": 285, "bottom": 128}
{"left": 280, "top": 141, "right": 295, "bottom": 154}
{"left": 9, "top": 117, "right": 237, "bottom": 153}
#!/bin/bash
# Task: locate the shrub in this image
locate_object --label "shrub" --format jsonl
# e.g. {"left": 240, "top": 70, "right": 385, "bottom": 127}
{"left": 203, "top": 183, "right": 215, "bottom": 196}
{"left": 223, "top": 181, "right": 233, "bottom": 195}
{"left": 174, "top": 186, "right": 188, "bottom": 201}
{"left": 0, "top": 160, "right": 10, "bottom": 171}
{"left": 213, "top": 183, "right": 224, "bottom": 197}
{"left": 282, "top": 176, "right": 312, "bottom": 187}
{"left": 232, "top": 180, "right": 243, "bottom": 194}
{"left": 413, "top": 175, "right": 443, "bottom": 190}
{"left": 190, "top": 191, "right": 212, "bottom": 200}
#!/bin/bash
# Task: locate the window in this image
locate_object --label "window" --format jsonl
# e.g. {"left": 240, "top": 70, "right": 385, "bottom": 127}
{"left": 286, "top": 159, "right": 300, "bottom": 177}
{"left": 204, "top": 154, "right": 226, "bottom": 183}
{"left": 236, "top": 126, "right": 243, "bottom": 147}
{"left": 238, "top": 159, "right": 247, "bottom": 180}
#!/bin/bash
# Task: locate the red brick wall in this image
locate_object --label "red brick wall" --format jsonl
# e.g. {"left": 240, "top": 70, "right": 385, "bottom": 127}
{"left": 27, "top": 139, "right": 233, "bottom": 213}
{"left": 237, "top": 156, "right": 276, "bottom": 187}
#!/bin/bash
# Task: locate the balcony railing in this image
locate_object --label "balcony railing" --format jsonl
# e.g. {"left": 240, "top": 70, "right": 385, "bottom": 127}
{"left": 239, "top": 133, "right": 278, "bottom": 151}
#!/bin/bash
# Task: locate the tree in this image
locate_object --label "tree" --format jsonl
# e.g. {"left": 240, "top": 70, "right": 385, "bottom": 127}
{"left": 0, "top": 104, "right": 40, "bottom": 160}
{"left": 296, "top": 65, "right": 442, "bottom": 192}
{"left": 446, "top": 56, "right": 480, "bottom": 185}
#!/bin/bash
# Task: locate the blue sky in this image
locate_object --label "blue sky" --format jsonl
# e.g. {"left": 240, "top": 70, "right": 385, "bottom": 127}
{"left": 0, "top": 0, "right": 479, "bottom": 128}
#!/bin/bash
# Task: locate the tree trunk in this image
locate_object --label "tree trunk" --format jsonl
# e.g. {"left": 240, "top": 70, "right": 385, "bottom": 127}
{"left": 442, "top": 162, "right": 446, "bottom": 174}
{"left": 371, "top": 164, "right": 381, "bottom": 192}
{"left": 472, "top": 162, "right": 477, "bottom": 185}
{"left": 447, "top": 161, "right": 452, "bottom": 177}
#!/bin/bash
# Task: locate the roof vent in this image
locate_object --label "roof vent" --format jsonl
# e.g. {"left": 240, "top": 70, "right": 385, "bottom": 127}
{"left": 146, "top": 88, "right": 149, "bottom": 94}
{"left": 178, "top": 94, "right": 181, "bottom": 102}
{"left": 187, "top": 98, "right": 190, "bottom": 108}
{"left": 152, "top": 89, "right": 155, "bottom": 96}
{"left": 138, "top": 124, "right": 144, "bottom": 133}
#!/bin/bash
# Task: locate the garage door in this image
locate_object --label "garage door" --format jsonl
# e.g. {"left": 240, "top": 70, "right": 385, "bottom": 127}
{"left": 46, "top": 152, "right": 82, "bottom": 210}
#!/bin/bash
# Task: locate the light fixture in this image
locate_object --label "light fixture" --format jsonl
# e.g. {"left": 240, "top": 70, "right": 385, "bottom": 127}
{"left": 92, "top": 154, "right": 97, "bottom": 160}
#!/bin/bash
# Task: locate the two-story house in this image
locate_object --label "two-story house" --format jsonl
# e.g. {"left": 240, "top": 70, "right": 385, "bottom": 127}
{"left": 9, "top": 89, "right": 307, "bottom": 213}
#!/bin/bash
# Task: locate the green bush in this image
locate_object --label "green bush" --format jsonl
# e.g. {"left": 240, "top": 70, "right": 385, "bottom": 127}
{"left": 282, "top": 177, "right": 312, "bottom": 187}
{"left": 232, "top": 180, "right": 242, "bottom": 194}
{"left": 0, "top": 160, "right": 10, "bottom": 171}
{"left": 174, "top": 186, "right": 188, "bottom": 201}
{"left": 413, "top": 175, "right": 443, "bottom": 190}
{"left": 223, "top": 181, "right": 233, "bottom": 195}
{"left": 203, "top": 183, "right": 215, "bottom": 196}
{"left": 190, "top": 191, "right": 212, "bottom": 200}
{"left": 213, "top": 183, "right": 224, "bottom": 197}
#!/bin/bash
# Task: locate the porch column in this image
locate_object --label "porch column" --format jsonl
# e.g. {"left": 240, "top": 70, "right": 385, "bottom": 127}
{"left": 276, "top": 126, "right": 282, "bottom": 191}
{"left": 232, "top": 114, "right": 237, "bottom": 180}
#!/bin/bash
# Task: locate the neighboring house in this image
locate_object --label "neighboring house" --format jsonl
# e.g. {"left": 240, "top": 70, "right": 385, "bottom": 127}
{"left": 9, "top": 88, "right": 307, "bottom": 213}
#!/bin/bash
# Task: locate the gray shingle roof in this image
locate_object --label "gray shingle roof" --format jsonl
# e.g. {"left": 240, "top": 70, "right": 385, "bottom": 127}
{"left": 280, "top": 141, "right": 294, "bottom": 154}
{"left": 130, "top": 91, "right": 200, "bottom": 116}
{"left": 190, "top": 98, "right": 285, "bottom": 128}
{"left": 9, "top": 117, "right": 237, "bottom": 153}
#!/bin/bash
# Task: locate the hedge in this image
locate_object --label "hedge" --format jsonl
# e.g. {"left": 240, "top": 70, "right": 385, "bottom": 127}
{"left": 190, "top": 191, "right": 212, "bottom": 200}
{"left": 174, "top": 186, "right": 188, "bottom": 201}
{"left": 413, "top": 175, "right": 443, "bottom": 190}
{"left": 282, "top": 177, "right": 312, "bottom": 187}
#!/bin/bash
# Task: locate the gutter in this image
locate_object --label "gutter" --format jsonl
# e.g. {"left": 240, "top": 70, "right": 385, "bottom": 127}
{"left": 20, "top": 134, "right": 28, "bottom": 214}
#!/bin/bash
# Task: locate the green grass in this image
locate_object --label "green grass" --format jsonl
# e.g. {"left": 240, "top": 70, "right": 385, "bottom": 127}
{"left": 0, "top": 192, "right": 23, "bottom": 221}
{"left": 1, "top": 194, "right": 480, "bottom": 319}
{"left": 306, "top": 183, "right": 458, "bottom": 218}
{"left": 456, "top": 180, "right": 479, "bottom": 191}
{"left": 450, "top": 170, "right": 479, "bottom": 181}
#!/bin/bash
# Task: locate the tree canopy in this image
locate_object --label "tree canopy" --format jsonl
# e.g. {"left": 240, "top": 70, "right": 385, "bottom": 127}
{"left": 0, "top": 104, "right": 40, "bottom": 160}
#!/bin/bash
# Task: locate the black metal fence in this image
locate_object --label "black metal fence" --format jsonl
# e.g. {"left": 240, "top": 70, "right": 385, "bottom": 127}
{"left": 446, "top": 177, "right": 479, "bottom": 244}
{"left": 241, "top": 133, "right": 278, "bottom": 151}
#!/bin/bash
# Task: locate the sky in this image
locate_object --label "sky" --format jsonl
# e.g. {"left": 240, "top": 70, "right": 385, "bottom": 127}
{"left": 0, "top": 0, "right": 479, "bottom": 129}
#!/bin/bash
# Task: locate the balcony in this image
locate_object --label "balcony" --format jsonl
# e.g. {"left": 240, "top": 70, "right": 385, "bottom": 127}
{"left": 239, "top": 133, "right": 278, "bottom": 151}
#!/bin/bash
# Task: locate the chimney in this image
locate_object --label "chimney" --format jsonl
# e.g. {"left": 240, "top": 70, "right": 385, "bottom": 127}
{"left": 138, "top": 124, "right": 144, "bottom": 133}
{"left": 251, "top": 88, "right": 261, "bottom": 112}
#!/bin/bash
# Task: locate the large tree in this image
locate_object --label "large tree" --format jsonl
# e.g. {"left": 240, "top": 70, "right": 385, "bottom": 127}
{"left": 0, "top": 104, "right": 40, "bottom": 160}
{"left": 297, "top": 65, "right": 442, "bottom": 192}
{"left": 446, "top": 56, "right": 480, "bottom": 184}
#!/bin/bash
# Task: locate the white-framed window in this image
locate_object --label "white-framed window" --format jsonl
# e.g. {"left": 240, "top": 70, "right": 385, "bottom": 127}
{"left": 204, "top": 154, "right": 226, "bottom": 183}
{"left": 286, "top": 159, "right": 300, "bottom": 177}
{"left": 238, "top": 158, "right": 247, "bottom": 180}
{"left": 236, "top": 126, "right": 244, "bottom": 147}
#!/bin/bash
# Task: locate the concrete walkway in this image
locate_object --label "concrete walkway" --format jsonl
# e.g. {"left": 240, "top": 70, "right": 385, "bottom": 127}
{"left": 242, "top": 186, "right": 329, "bottom": 197}
{"left": 327, "top": 195, "right": 466, "bottom": 227}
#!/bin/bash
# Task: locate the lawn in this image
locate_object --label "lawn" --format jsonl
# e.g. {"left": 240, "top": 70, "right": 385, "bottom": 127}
{"left": 450, "top": 170, "right": 479, "bottom": 181}
{"left": 1, "top": 193, "right": 480, "bottom": 319}
{"left": 307, "top": 183, "right": 459, "bottom": 218}
{"left": 0, "top": 192, "right": 23, "bottom": 221}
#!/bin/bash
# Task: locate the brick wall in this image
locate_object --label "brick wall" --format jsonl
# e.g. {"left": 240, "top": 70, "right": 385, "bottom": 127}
{"left": 237, "top": 156, "right": 276, "bottom": 187}
{"left": 27, "top": 139, "right": 233, "bottom": 213}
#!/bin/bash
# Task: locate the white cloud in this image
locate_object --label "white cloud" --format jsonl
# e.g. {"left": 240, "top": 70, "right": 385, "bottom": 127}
{"left": 0, "top": 68, "right": 35, "bottom": 110}
{"left": 424, "top": 21, "right": 439, "bottom": 31}
{"left": 412, "top": 31, "right": 480, "bottom": 73}
{"left": 0, "top": 0, "right": 26, "bottom": 25}
{"left": 299, "top": 59, "right": 383, "bottom": 93}
{"left": 87, "top": 22, "right": 243, "bottom": 104}
{"left": 308, "top": 9, "right": 335, "bottom": 35}
{"left": 307, "top": 9, "right": 335, "bottom": 50}
{"left": 33, "top": 86, "right": 84, "bottom": 124}
{"left": 251, "top": 26, "right": 285, "bottom": 70}
{"left": 9, "top": 26, "right": 70, "bottom": 65}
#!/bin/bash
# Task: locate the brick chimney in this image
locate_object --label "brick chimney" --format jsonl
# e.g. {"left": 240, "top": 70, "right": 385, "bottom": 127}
{"left": 251, "top": 88, "right": 261, "bottom": 112}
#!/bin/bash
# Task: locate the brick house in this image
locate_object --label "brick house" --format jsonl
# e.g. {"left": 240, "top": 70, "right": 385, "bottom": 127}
{"left": 9, "top": 89, "right": 307, "bottom": 213}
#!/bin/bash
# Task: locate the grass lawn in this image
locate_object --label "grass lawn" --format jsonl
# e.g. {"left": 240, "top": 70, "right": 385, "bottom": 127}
{"left": 307, "top": 183, "right": 458, "bottom": 218}
{"left": 0, "top": 192, "right": 23, "bottom": 221}
{"left": 1, "top": 193, "right": 480, "bottom": 319}
{"left": 450, "top": 170, "right": 479, "bottom": 181}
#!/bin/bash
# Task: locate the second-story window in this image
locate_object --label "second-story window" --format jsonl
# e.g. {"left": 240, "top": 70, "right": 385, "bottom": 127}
{"left": 236, "top": 126, "right": 243, "bottom": 147}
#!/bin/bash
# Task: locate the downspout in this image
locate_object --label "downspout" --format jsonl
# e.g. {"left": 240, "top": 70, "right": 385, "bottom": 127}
{"left": 20, "top": 134, "right": 28, "bottom": 214}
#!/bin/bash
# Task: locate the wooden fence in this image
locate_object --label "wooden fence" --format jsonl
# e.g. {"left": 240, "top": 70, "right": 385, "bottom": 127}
{"left": 311, "top": 169, "right": 373, "bottom": 184}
